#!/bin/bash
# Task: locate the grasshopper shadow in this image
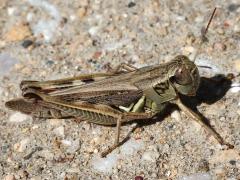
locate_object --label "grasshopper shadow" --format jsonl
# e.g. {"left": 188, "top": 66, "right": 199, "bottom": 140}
{"left": 182, "top": 74, "right": 233, "bottom": 108}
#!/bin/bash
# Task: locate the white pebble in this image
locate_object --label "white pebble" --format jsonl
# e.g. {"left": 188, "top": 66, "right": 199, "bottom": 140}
{"left": 142, "top": 151, "right": 159, "bottom": 162}
{"left": 171, "top": 110, "right": 181, "bottom": 122}
{"left": 91, "top": 139, "right": 144, "bottom": 174}
{"left": 32, "top": 125, "right": 39, "bottom": 130}
{"left": 9, "top": 112, "right": 29, "bottom": 123}
{"left": 176, "top": 15, "right": 186, "bottom": 21}
{"left": 120, "top": 139, "right": 144, "bottom": 156}
{"left": 7, "top": 7, "right": 16, "bottom": 16}
{"left": 91, "top": 153, "right": 119, "bottom": 174}
{"left": 53, "top": 126, "right": 65, "bottom": 137}
{"left": 61, "top": 139, "right": 72, "bottom": 146}
{"left": 122, "top": 13, "right": 128, "bottom": 18}
{"left": 26, "top": 13, "right": 34, "bottom": 22}
{"left": 230, "top": 83, "right": 240, "bottom": 93}
{"left": 230, "top": 86, "right": 240, "bottom": 93}
{"left": 178, "top": 172, "right": 212, "bottom": 180}
{"left": 62, "top": 139, "right": 80, "bottom": 153}
{"left": 234, "top": 24, "right": 240, "bottom": 32}
{"left": 70, "top": 15, "right": 76, "bottom": 21}
{"left": 69, "top": 140, "right": 80, "bottom": 153}
{"left": 88, "top": 26, "right": 99, "bottom": 36}
{"left": 184, "top": 46, "right": 195, "bottom": 53}
{"left": 165, "top": 170, "right": 171, "bottom": 177}
{"left": 93, "top": 149, "right": 99, "bottom": 154}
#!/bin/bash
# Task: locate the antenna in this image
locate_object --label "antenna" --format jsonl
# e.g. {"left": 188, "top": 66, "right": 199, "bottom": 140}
{"left": 193, "top": 7, "right": 217, "bottom": 62}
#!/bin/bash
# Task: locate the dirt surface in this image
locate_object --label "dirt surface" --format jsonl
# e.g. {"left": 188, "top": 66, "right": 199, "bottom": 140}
{"left": 0, "top": 0, "right": 240, "bottom": 179}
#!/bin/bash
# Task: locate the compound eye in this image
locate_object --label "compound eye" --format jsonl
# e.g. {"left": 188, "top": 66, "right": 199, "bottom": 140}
{"left": 174, "top": 67, "right": 192, "bottom": 85}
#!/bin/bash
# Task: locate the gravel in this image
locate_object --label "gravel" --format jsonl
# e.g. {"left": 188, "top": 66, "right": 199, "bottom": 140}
{"left": 1, "top": 0, "right": 240, "bottom": 179}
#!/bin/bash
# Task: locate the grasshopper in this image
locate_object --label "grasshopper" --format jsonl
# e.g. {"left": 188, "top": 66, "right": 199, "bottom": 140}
{"left": 5, "top": 8, "right": 233, "bottom": 157}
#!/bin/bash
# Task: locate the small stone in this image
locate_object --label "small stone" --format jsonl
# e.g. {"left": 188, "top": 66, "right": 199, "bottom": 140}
{"left": 78, "top": 7, "right": 87, "bottom": 19}
{"left": 171, "top": 110, "right": 181, "bottom": 122}
{"left": 91, "top": 153, "right": 119, "bottom": 174}
{"left": 21, "top": 67, "right": 32, "bottom": 75}
{"left": 194, "top": 16, "right": 204, "bottom": 23}
{"left": 61, "top": 139, "right": 72, "bottom": 146}
{"left": 228, "top": 4, "right": 240, "bottom": 12}
{"left": 92, "top": 51, "right": 102, "bottom": 59}
{"left": 165, "top": 170, "right": 171, "bottom": 177}
{"left": 90, "top": 137, "right": 101, "bottom": 145}
{"left": 128, "top": 2, "right": 136, "bottom": 8}
{"left": 234, "top": 24, "right": 240, "bottom": 32}
{"left": 0, "top": 53, "right": 18, "bottom": 77}
{"left": 4, "top": 23, "right": 32, "bottom": 42}
{"left": 230, "top": 83, "right": 240, "bottom": 93}
{"left": 26, "top": 13, "right": 33, "bottom": 22}
{"left": 30, "top": 176, "right": 41, "bottom": 180}
{"left": 37, "top": 150, "right": 54, "bottom": 160}
{"left": 53, "top": 126, "right": 65, "bottom": 137}
{"left": 48, "top": 119, "right": 63, "bottom": 126}
{"left": 234, "top": 59, "right": 240, "bottom": 72}
{"left": 64, "top": 139, "right": 80, "bottom": 153}
{"left": 186, "top": 33, "right": 196, "bottom": 45}
{"left": 229, "top": 160, "right": 236, "bottom": 165}
{"left": 0, "top": 87, "right": 3, "bottom": 97}
{"left": 61, "top": 17, "right": 68, "bottom": 25}
{"left": 21, "top": 40, "right": 34, "bottom": 49}
{"left": 142, "top": 151, "right": 159, "bottom": 162}
{"left": 4, "top": 175, "right": 15, "bottom": 180}
{"left": 158, "top": 26, "right": 168, "bottom": 36}
{"left": 70, "top": 15, "right": 76, "bottom": 21}
{"left": 179, "top": 172, "right": 211, "bottom": 180}
{"left": 216, "top": 28, "right": 225, "bottom": 35}
{"left": 162, "top": 143, "right": 170, "bottom": 152}
{"left": 135, "top": 176, "right": 143, "bottom": 180}
{"left": 9, "top": 112, "right": 29, "bottom": 122}
{"left": 7, "top": 7, "right": 16, "bottom": 16}
{"left": 213, "top": 42, "right": 227, "bottom": 51}
{"left": 0, "top": 40, "right": 6, "bottom": 48}
{"left": 184, "top": 46, "right": 195, "bottom": 53}
{"left": 18, "top": 170, "right": 28, "bottom": 178}
{"left": 209, "top": 149, "right": 240, "bottom": 164}
{"left": 32, "top": 125, "right": 39, "bottom": 130}
{"left": 177, "top": 15, "right": 186, "bottom": 21}
{"left": 88, "top": 26, "right": 99, "bottom": 36}
{"left": 237, "top": 109, "right": 240, "bottom": 116}
{"left": 14, "top": 138, "right": 30, "bottom": 152}
{"left": 79, "top": 0, "right": 88, "bottom": 6}
{"left": 120, "top": 139, "right": 144, "bottom": 155}
{"left": 184, "top": 47, "right": 197, "bottom": 61}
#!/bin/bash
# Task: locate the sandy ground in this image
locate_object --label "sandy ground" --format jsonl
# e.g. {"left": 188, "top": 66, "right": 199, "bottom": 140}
{"left": 0, "top": 0, "right": 240, "bottom": 179}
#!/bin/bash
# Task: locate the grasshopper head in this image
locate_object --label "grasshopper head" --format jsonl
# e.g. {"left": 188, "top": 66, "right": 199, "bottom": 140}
{"left": 170, "top": 55, "right": 200, "bottom": 96}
